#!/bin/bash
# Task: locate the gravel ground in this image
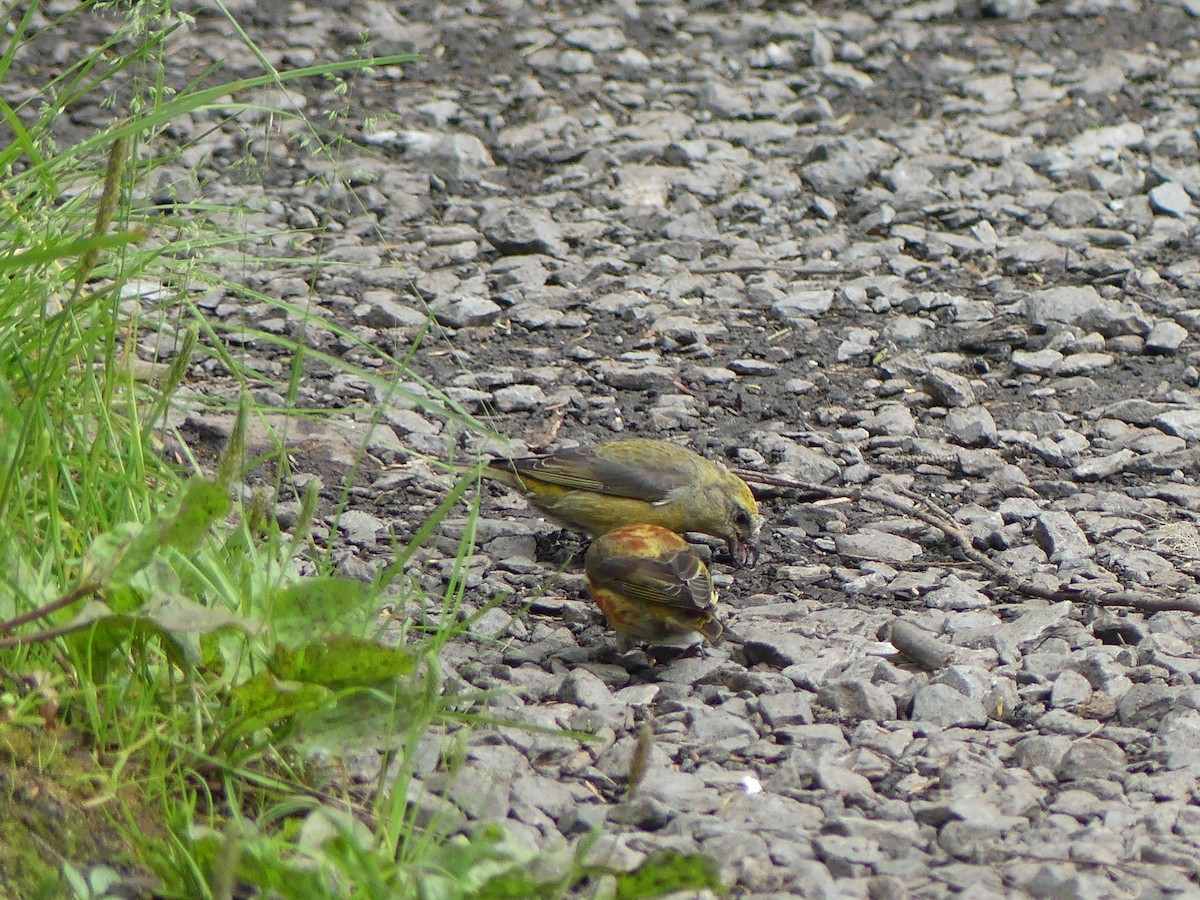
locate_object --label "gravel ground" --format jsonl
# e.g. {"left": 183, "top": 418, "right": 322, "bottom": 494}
{"left": 24, "top": 0, "right": 1200, "bottom": 895}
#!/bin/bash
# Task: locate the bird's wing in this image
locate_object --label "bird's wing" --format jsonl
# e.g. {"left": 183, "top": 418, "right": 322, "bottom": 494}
{"left": 503, "top": 445, "right": 695, "bottom": 502}
{"left": 590, "top": 550, "right": 714, "bottom": 612}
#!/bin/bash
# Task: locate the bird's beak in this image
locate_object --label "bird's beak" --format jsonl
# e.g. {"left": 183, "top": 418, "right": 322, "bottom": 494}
{"left": 729, "top": 535, "right": 760, "bottom": 568}
{"left": 729, "top": 514, "right": 764, "bottom": 567}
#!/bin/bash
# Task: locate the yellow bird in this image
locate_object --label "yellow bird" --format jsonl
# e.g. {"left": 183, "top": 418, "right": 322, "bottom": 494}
{"left": 485, "top": 438, "right": 763, "bottom": 566}
{"left": 585, "top": 524, "right": 724, "bottom": 648}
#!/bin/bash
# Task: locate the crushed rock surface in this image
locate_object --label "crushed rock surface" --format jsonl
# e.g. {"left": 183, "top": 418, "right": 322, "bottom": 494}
{"left": 17, "top": 0, "right": 1200, "bottom": 895}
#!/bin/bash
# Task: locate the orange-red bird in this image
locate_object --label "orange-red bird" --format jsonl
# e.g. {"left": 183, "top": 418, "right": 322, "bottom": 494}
{"left": 584, "top": 524, "right": 724, "bottom": 649}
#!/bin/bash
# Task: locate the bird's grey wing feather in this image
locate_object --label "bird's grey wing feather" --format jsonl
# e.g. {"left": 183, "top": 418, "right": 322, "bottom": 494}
{"left": 505, "top": 446, "right": 696, "bottom": 502}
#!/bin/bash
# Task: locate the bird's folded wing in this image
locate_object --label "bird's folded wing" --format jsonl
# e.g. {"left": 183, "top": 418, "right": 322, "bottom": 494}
{"left": 504, "top": 446, "right": 694, "bottom": 501}
{"left": 590, "top": 551, "right": 713, "bottom": 612}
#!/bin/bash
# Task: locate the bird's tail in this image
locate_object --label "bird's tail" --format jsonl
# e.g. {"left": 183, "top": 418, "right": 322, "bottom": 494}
{"left": 481, "top": 461, "right": 524, "bottom": 490}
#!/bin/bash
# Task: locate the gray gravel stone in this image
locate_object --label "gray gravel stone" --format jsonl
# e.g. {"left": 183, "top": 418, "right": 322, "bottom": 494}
{"left": 833, "top": 531, "right": 923, "bottom": 564}
{"left": 812, "top": 832, "right": 884, "bottom": 878}
{"left": 377, "top": 130, "right": 495, "bottom": 185}
{"left": 759, "top": 692, "right": 815, "bottom": 728}
{"left": 1149, "top": 181, "right": 1195, "bottom": 217}
{"left": 1145, "top": 319, "right": 1189, "bottom": 354}
{"left": 813, "top": 761, "right": 875, "bottom": 802}
{"left": 467, "top": 607, "right": 514, "bottom": 640}
{"left": 1057, "top": 351, "right": 1114, "bottom": 375}
{"left": 944, "top": 406, "right": 996, "bottom": 447}
{"left": 1071, "top": 448, "right": 1136, "bottom": 481}
{"left": 1049, "top": 670, "right": 1093, "bottom": 709}
{"left": 562, "top": 25, "right": 625, "bottom": 52}
{"left": 687, "top": 706, "right": 759, "bottom": 749}
{"left": 769, "top": 288, "right": 835, "bottom": 321}
{"left": 1032, "top": 511, "right": 1094, "bottom": 562}
{"left": 817, "top": 679, "right": 898, "bottom": 722}
{"left": 864, "top": 404, "right": 916, "bottom": 437}
{"left": 429, "top": 290, "right": 503, "bottom": 328}
{"left": 728, "top": 358, "right": 778, "bottom": 377}
{"left": 335, "top": 509, "right": 385, "bottom": 547}
{"left": 556, "top": 668, "right": 614, "bottom": 710}
{"left": 1011, "top": 348, "right": 1063, "bottom": 375}
{"left": 492, "top": 384, "right": 547, "bottom": 413}
{"left": 1013, "top": 734, "right": 1072, "bottom": 773}
{"left": 1056, "top": 738, "right": 1127, "bottom": 782}
{"left": 1154, "top": 409, "right": 1200, "bottom": 440}
{"left": 158, "top": 2, "right": 1200, "bottom": 894}
{"left": 479, "top": 203, "right": 567, "bottom": 257}
{"left": 923, "top": 575, "right": 991, "bottom": 611}
{"left": 910, "top": 683, "right": 988, "bottom": 727}
{"left": 1156, "top": 709, "right": 1200, "bottom": 769}
{"left": 1049, "top": 190, "right": 1105, "bottom": 226}
{"left": 357, "top": 293, "right": 429, "bottom": 327}
{"left": 1026, "top": 286, "right": 1108, "bottom": 328}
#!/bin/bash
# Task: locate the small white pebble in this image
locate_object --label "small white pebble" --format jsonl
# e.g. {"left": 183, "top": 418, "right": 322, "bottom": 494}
{"left": 865, "top": 641, "right": 899, "bottom": 657}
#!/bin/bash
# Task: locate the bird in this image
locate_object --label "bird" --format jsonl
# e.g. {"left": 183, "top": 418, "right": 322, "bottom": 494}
{"left": 483, "top": 438, "right": 763, "bottom": 567}
{"left": 584, "top": 524, "right": 724, "bottom": 649}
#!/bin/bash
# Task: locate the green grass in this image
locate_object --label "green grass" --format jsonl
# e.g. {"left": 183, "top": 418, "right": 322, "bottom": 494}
{"left": 0, "top": 3, "right": 728, "bottom": 898}
{"left": 0, "top": 3, "right": 502, "bottom": 896}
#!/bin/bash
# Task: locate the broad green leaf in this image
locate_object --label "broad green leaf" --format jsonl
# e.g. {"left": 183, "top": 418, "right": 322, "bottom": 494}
{"left": 66, "top": 601, "right": 127, "bottom": 678}
{"left": 229, "top": 671, "right": 332, "bottom": 741}
{"left": 162, "top": 479, "right": 231, "bottom": 550}
{"left": 77, "top": 480, "right": 229, "bottom": 590}
{"left": 129, "top": 556, "right": 182, "bottom": 598}
{"left": 68, "top": 601, "right": 117, "bottom": 629}
{"left": 65, "top": 595, "right": 256, "bottom": 668}
{"left": 273, "top": 635, "right": 415, "bottom": 687}
{"left": 0, "top": 539, "right": 55, "bottom": 621}
{"left": 290, "top": 690, "right": 413, "bottom": 757}
{"left": 140, "top": 594, "right": 257, "bottom": 638}
{"left": 79, "top": 522, "right": 155, "bottom": 588}
{"left": 269, "top": 577, "right": 372, "bottom": 645}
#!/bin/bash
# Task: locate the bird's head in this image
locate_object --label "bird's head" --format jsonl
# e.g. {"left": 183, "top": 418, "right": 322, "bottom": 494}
{"left": 713, "top": 470, "right": 763, "bottom": 567}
